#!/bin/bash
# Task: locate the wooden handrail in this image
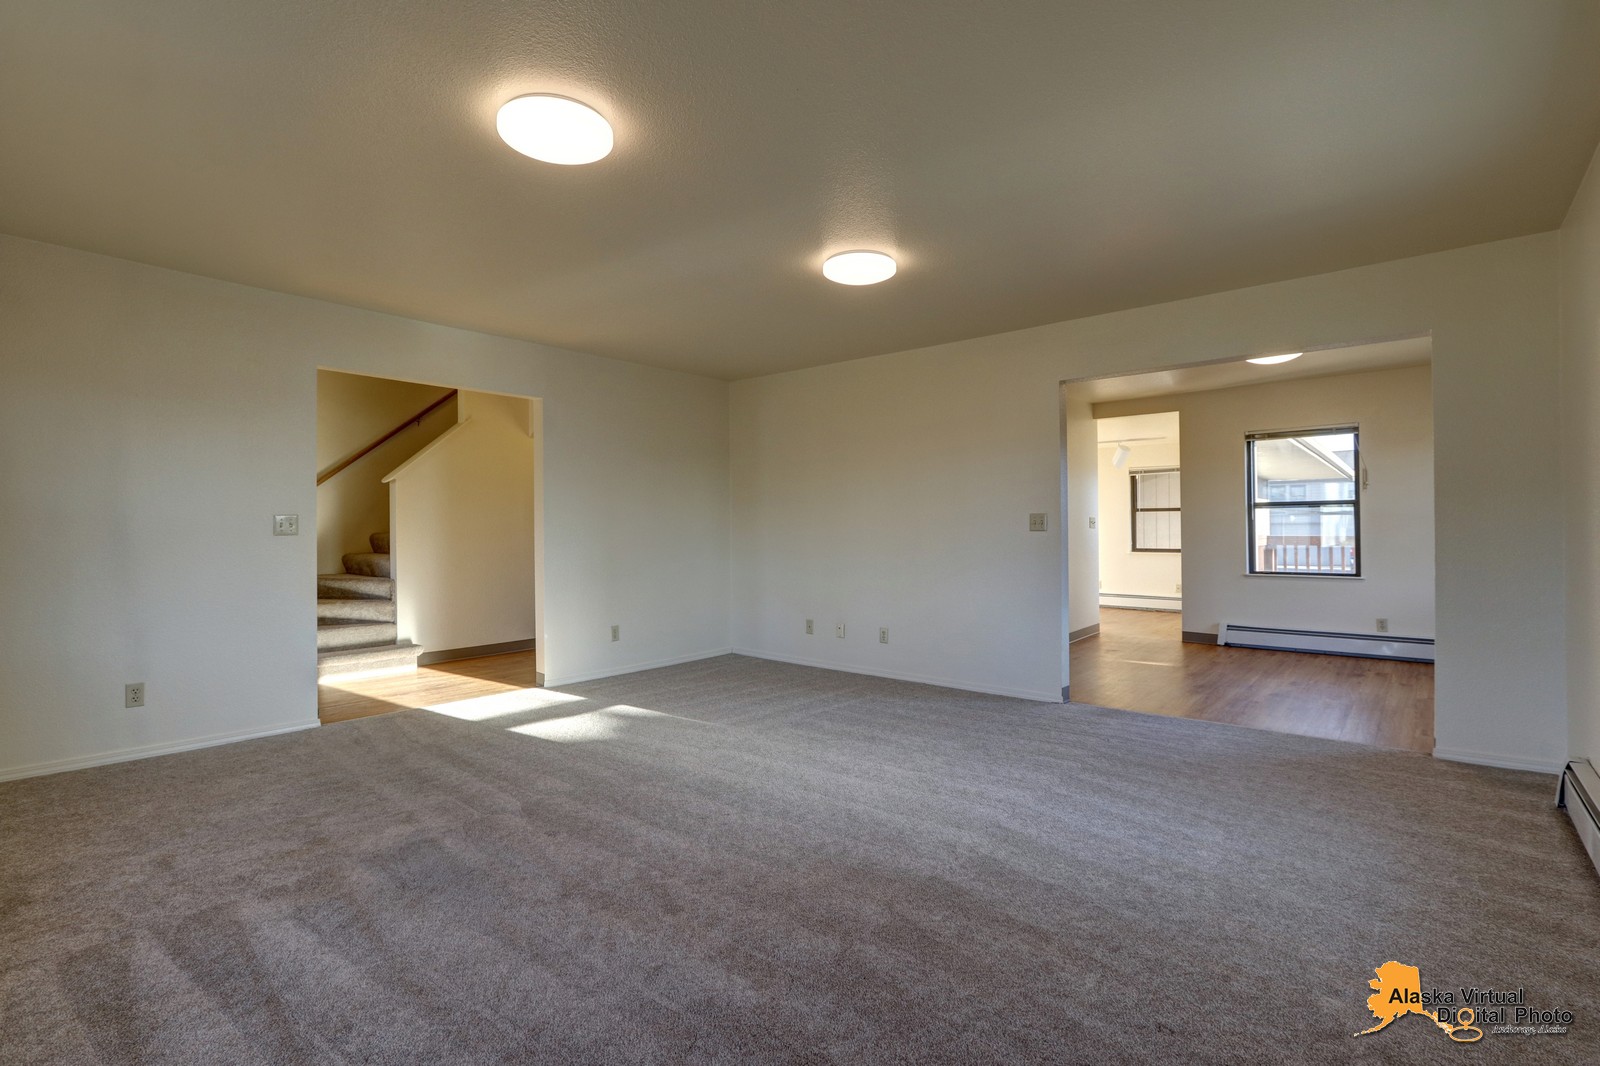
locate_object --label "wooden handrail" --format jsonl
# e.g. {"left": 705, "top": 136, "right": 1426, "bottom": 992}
{"left": 316, "top": 390, "right": 458, "bottom": 486}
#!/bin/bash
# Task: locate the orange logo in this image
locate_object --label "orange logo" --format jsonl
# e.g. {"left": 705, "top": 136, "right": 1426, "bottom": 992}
{"left": 1354, "top": 961, "right": 1483, "bottom": 1043}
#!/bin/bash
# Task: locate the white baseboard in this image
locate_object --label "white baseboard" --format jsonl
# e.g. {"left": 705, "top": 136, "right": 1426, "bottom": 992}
{"left": 544, "top": 648, "right": 735, "bottom": 688}
{"left": 1559, "top": 761, "right": 1600, "bottom": 879}
{"left": 730, "top": 648, "right": 1061, "bottom": 703}
{"left": 1433, "top": 746, "right": 1563, "bottom": 775}
{"left": 0, "top": 719, "right": 320, "bottom": 784}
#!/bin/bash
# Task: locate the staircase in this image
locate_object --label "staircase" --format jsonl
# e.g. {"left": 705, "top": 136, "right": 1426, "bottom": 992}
{"left": 316, "top": 532, "right": 422, "bottom": 678}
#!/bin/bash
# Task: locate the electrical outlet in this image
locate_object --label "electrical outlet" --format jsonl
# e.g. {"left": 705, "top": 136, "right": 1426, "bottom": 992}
{"left": 610, "top": 624, "right": 620, "bottom": 642}
{"left": 1028, "top": 513, "right": 1048, "bottom": 532}
{"left": 1088, "top": 516, "right": 1097, "bottom": 529}
{"left": 1176, "top": 583, "right": 1182, "bottom": 594}
{"left": 125, "top": 682, "right": 146, "bottom": 709}
{"left": 272, "top": 514, "right": 298, "bottom": 537}
{"left": 1376, "top": 618, "right": 1389, "bottom": 633}
{"left": 805, "top": 619, "right": 814, "bottom": 635}
{"left": 835, "top": 623, "right": 846, "bottom": 638}
{"left": 879, "top": 627, "right": 889, "bottom": 644}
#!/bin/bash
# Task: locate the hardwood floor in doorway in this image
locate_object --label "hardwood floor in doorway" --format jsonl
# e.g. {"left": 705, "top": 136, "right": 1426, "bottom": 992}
{"left": 1069, "top": 608, "right": 1433, "bottom": 752}
{"left": 318, "top": 651, "right": 541, "bottom": 724}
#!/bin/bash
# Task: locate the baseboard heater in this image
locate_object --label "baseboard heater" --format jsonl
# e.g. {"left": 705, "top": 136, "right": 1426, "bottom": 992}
{"left": 1558, "top": 760, "right": 1600, "bottom": 880}
{"left": 1217, "top": 623, "right": 1435, "bottom": 663}
{"left": 1100, "top": 593, "right": 1181, "bottom": 612}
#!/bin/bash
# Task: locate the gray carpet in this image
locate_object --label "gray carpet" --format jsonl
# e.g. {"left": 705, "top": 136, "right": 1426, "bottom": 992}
{"left": 3, "top": 654, "right": 1597, "bottom": 1064}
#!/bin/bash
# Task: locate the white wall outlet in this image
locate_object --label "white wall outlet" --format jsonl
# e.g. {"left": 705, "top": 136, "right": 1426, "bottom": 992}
{"left": 1376, "top": 618, "right": 1389, "bottom": 633}
{"left": 272, "top": 514, "right": 299, "bottom": 536}
{"left": 805, "top": 619, "right": 814, "bottom": 635}
{"left": 835, "top": 623, "right": 846, "bottom": 638}
{"left": 879, "top": 627, "right": 888, "bottom": 644}
{"left": 125, "top": 682, "right": 145, "bottom": 708}
{"left": 1176, "top": 583, "right": 1182, "bottom": 594}
{"left": 1028, "top": 513, "right": 1048, "bottom": 532}
{"left": 610, "top": 624, "right": 620, "bottom": 642}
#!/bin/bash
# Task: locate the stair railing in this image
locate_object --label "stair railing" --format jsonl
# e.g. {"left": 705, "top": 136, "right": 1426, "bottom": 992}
{"left": 316, "top": 390, "right": 459, "bottom": 486}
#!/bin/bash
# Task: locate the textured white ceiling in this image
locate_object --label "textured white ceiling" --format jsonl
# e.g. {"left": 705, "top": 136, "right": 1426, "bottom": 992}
{"left": 1077, "top": 336, "right": 1432, "bottom": 405}
{"left": 1, "top": 1, "right": 1596, "bottom": 379}
{"left": 1096, "top": 411, "right": 1181, "bottom": 446}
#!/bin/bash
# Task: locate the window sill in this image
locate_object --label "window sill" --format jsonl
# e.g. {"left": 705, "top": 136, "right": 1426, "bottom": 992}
{"left": 1242, "top": 572, "right": 1363, "bottom": 580}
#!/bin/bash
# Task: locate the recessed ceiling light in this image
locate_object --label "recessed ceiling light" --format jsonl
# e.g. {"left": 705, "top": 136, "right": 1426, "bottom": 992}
{"left": 1246, "top": 352, "right": 1303, "bottom": 365}
{"left": 496, "top": 95, "right": 614, "bottom": 165}
{"left": 822, "top": 250, "right": 897, "bottom": 286}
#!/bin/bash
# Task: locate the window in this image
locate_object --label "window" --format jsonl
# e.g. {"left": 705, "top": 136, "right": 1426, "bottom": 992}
{"left": 1246, "top": 427, "right": 1358, "bottom": 576}
{"left": 1131, "top": 468, "right": 1181, "bottom": 552}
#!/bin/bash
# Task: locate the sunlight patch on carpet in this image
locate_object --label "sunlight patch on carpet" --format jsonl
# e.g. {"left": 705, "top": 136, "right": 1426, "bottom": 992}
{"left": 508, "top": 704, "right": 711, "bottom": 742}
{"left": 424, "top": 687, "right": 586, "bottom": 721}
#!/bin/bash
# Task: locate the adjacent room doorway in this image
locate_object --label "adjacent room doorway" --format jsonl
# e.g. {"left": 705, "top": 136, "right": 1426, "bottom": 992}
{"left": 1061, "top": 337, "right": 1436, "bottom": 752}
{"left": 313, "top": 369, "right": 544, "bottom": 722}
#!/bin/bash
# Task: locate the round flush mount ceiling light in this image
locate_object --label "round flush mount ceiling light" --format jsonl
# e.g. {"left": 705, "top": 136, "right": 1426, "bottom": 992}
{"left": 496, "top": 95, "right": 614, "bottom": 165}
{"left": 1246, "top": 352, "right": 1303, "bottom": 365}
{"left": 822, "top": 250, "right": 898, "bottom": 286}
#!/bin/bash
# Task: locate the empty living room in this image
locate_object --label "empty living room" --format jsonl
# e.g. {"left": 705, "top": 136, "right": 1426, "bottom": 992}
{"left": 6, "top": 2, "right": 1600, "bottom": 1063}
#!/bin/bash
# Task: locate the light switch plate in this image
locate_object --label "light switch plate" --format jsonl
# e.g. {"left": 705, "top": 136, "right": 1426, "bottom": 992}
{"left": 273, "top": 514, "right": 299, "bottom": 537}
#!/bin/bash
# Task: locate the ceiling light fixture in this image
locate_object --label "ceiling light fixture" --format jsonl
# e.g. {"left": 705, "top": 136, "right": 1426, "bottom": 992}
{"left": 822, "top": 250, "right": 897, "bottom": 286}
{"left": 1246, "top": 352, "right": 1303, "bottom": 365}
{"left": 496, "top": 95, "right": 614, "bottom": 165}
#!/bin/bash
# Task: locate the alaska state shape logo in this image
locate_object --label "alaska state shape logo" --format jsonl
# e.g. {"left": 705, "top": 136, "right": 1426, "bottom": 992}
{"left": 1354, "top": 961, "right": 1483, "bottom": 1043}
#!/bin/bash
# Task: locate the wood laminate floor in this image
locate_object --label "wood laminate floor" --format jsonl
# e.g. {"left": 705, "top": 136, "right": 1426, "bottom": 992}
{"left": 318, "top": 651, "right": 541, "bottom": 724}
{"left": 1069, "top": 608, "right": 1434, "bottom": 753}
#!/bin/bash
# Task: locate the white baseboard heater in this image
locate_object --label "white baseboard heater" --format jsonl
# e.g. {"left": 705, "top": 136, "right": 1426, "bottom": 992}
{"left": 1100, "top": 593, "right": 1181, "bottom": 612}
{"left": 1217, "top": 623, "right": 1435, "bottom": 663}
{"left": 1559, "top": 760, "right": 1600, "bottom": 880}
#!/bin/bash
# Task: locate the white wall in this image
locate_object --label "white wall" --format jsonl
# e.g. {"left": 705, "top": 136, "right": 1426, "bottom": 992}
{"left": 731, "top": 234, "right": 1564, "bottom": 771}
{"left": 390, "top": 391, "right": 537, "bottom": 656}
{"left": 1093, "top": 433, "right": 1182, "bottom": 606}
{"left": 1094, "top": 366, "right": 1434, "bottom": 641}
{"left": 316, "top": 370, "right": 457, "bottom": 573}
{"left": 0, "top": 226, "right": 1574, "bottom": 779}
{"left": 1063, "top": 388, "right": 1101, "bottom": 646}
{"left": 0, "top": 233, "right": 730, "bottom": 780}
{"left": 1561, "top": 140, "right": 1600, "bottom": 765}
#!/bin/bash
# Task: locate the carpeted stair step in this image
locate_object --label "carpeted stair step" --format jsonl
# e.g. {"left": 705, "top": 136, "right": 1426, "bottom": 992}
{"left": 369, "top": 531, "right": 390, "bottom": 554}
{"left": 342, "top": 552, "right": 393, "bottom": 578}
{"left": 318, "top": 573, "right": 394, "bottom": 600}
{"left": 317, "top": 641, "right": 422, "bottom": 679}
{"left": 317, "top": 597, "right": 397, "bottom": 624}
{"left": 317, "top": 621, "right": 398, "bottom": 652}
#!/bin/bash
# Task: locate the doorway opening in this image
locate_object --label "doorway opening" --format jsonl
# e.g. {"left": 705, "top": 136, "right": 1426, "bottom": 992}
{"left": 1061, "top": 337, "right": 1435, "bottom": 752}
{"left": 314, "top": 369, "right": 543, "bottom": 723}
